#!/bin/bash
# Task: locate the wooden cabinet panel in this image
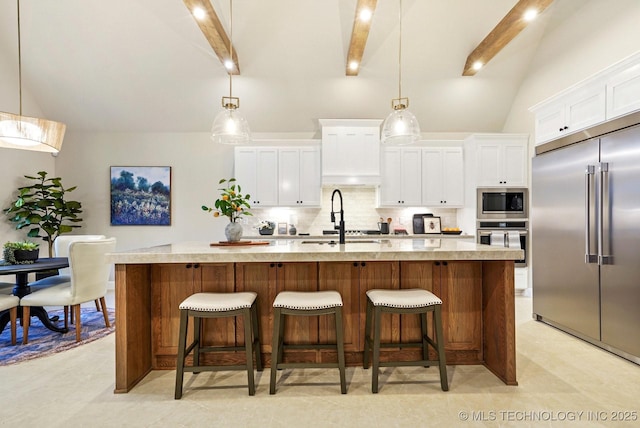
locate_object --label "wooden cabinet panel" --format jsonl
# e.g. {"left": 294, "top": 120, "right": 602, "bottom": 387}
{"left": 318, "top": 262, "right": 359, "bottom": 352}
{"left": 399, "top": 261, "right": 436, "bottom": 343}
{"left": 358, "top": 261, "right": 400, "bottom": 348}
{"left": 437, "top": 261, "right": 482, "bottom": 353}
{"left": 199, "top": 264, "right": 236, "bottom": 347}
{"left": 277, "top": 262, "right": 318, "bottom": 345}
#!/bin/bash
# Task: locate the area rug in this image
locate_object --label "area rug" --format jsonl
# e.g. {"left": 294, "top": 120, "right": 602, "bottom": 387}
{"left": 0, "top": 308, "right": 115, "bottom": 366}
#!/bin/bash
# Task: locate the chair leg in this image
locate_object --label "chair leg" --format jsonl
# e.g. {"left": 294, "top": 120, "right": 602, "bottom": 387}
{"left": 243, "top": 307, "right": 256, "bottom": 396}
{"left": 94, "top": 299, "right": 101, "bottom": 312}
{"left": 64, "top": 306, "right": 69, "bottom": 329}
{"left": 335, "top": 307, "right": 347, "bottom": 394}
{"left": 100, "top": 297, "right": 110, "bottom": 327}
{"left": 269, "top": 308, "right": 282, "bottom": 394}
{"left": 372, "top": 306, "right": 382, "bottom": 393}
{"left": 363, "top": 298, "right": 373, "bottom": 369}
{"left": 251, "top": 302, "right": 263, "bottom": 371}
{"left": 174, "top": 310, "right": 189, "bottom": 399}
{"left": 74, "top": 305, "right": 82, "bottom": 342}
{"left": 9, "top": 307, "right": 17, "bottom": 345}
{"left": 22, "top": 306, "right": 31, "bottom": 345}
{"left": 434, "top": 305, "right": 449, "bottom": 391}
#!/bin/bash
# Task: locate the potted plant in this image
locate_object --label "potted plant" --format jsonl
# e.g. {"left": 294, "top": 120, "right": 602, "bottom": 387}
{"left": 3, "top": 171, "right": 83, "bottom": 258}
{"left": 256, "top": 220, "right": 276, "bottom": 235}
{"left": 2, "top": 241, "right": 40, "bottom": 265}
{"left": 201, "top": 178, "right": 252, "bottom": 242}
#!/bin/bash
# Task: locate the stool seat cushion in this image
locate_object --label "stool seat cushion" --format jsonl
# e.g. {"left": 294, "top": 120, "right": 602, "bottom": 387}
{"left": 179, "top": 292, "right": 257, "bottom": 312}
{"left": 273, "top": 290, "right": 343, "bottom": 310}
{"left": 366, "top": 288, "right": 442, "bottom": 308}
{"left": 0, "top": 294, "right": 19, "bottom": 311}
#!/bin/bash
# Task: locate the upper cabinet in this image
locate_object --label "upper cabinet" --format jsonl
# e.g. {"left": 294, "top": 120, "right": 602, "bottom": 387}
{"left": 531, "top": 51, "right": 640, "bottom": 146}
{"left": 421, "top": 147, "right": 464, "bottom": 207}
{"left": 379, "top": 145, "right": 464, "bottom": 207}
{"left": 234, "top": 142, "right": 321, "bottom": 208}
{"left": 234, "top": 147, "right": 279, "bottom": 206}
{"left": 379, "top": 147, "right": 422, "bottom": 206}
{"left": 319, "top": 119, "right": 382, "bottom": 186}
{"left": 467, "top": 134, "right": 529, "bottom": 187}
{"left": 278, "top": 147, "right": 321, "bottom": 206}
{"left": 533, "top": 83, "right": 606, "bottom": 145}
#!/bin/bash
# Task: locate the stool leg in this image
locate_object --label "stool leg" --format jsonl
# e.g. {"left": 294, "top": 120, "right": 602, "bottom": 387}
{"left": 372, "top": 306, "right": 382, "bottom": 393}
{"left": 421, "top": 312, "right": 430, "bottom": 367}
{"left": 193, "top": 315, "right": 202, "bottom": 372}
{"left": 243, "top": 307, "right": 256, "bottom": 396}
{"left": 334, "top": 307, "right": 347, "bottom": 394}
{"left": 251, "top": 301, "right": 263, "bottom": 372}
{"left": 269, "top": 307, "right": 282, "bottom": 394}
{"left": 363, "top": 297, "right": 373, "bottom": 369}
{"left": 174, "top": 310, "right": 189, "bottom": 399}
{"left": 434, "top": 305, "right": 449, "bottom": 391}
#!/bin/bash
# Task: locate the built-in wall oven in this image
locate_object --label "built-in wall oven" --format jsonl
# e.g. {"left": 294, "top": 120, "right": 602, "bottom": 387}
{"left": 477, "top": 220, "right": 528, "bottom": 267}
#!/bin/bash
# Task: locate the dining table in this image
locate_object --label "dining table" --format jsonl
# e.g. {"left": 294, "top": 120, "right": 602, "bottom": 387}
{"left": 0, "top": 257, "right": 70, "bottom": 336}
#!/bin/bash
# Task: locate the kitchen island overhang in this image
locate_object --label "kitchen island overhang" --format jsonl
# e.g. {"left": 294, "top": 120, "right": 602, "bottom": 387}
{"left": 109, "top": 239, "right": 522, "bottom": 393}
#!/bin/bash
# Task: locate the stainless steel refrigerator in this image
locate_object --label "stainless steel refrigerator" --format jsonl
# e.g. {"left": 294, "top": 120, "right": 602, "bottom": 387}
{"left": 532, "top": 123, "right": 640, "bottom": 363}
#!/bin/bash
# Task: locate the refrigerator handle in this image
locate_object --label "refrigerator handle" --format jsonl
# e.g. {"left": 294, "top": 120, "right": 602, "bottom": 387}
{"left": 599, "top": 162, "right": 613, "bottom": 265}
{"left": 585, "top": 165, "right": 597, "bottom": 263}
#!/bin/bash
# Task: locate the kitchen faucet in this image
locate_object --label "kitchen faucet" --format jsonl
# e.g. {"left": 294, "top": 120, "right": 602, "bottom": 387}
{"left": 330, "top": 189, "right": 345, "bottom": 244}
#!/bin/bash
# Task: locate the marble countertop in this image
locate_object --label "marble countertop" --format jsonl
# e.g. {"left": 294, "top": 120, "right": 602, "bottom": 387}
{"left": 107, "top": 239, "right": 522, "bottom": 264}
{"left": 247, "top": 233, "right": 475, "bottom": 240}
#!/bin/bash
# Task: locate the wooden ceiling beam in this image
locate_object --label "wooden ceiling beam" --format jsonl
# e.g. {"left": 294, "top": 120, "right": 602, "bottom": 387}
{"left": 183, "top": 0, "right": 240, "bottom": 75}
{"left": 462, "top": 0, "right": 554, "bottom": 76}
{"left": 346, "top": 0, "right": 378, "bottom": 76}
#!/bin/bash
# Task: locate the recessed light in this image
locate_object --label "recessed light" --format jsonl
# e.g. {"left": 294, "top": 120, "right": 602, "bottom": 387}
{"left": 523, "top": 8, "right": 538, "bottom": 22}
{"left": 193, "top": 7, "right": 206, "bottom": 20}
{"left": 359, "top": 8, "right": 372, "bottom": 22}
{"left": 349, "top": 61, "right": 359, "bottom": 71}
{"left": 473, "top": 61, "right": 483, "bottom": 71}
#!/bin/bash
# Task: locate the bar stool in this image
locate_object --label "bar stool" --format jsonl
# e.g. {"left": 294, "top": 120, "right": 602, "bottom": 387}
{"left": 270, "top": 290, "right": 347, "bottom": 394}
{"left": 174, "top": 292, "right": 262, "bottom": 398}
{"left": 363, "top": 288, "right": 448, "bottom": 393}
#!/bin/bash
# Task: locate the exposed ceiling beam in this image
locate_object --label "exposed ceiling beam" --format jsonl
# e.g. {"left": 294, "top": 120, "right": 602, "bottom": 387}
{"left": 462, "top": 0, "right": 554, "bottom": 76}
{"left": 345, "top": 0, "right": 378, "bottom": 76}
{"left": 183, "top": 0, "right": 240, "bottom": 75}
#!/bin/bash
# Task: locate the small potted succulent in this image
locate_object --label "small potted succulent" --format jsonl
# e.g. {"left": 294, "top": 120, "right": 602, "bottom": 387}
{"left": 2, "top": 241, "right": 40, "bottom": 265}
{"left": 256, "top": 220, "right": 276, "bottom": 235}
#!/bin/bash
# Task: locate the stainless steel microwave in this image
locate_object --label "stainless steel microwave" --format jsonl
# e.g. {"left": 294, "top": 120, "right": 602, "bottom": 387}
{"left": 477, "top": 188, "right": 528, "bottom": 219}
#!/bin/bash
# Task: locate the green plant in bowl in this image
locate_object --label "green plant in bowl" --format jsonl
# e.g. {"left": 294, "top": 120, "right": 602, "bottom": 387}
{"left": 2, "top": 241, "right": 40, "bottom": 265}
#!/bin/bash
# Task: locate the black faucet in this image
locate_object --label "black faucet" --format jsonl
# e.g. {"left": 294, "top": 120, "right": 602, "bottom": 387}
{"left": 330, "top": 189, "right": 345, "bottom": 244}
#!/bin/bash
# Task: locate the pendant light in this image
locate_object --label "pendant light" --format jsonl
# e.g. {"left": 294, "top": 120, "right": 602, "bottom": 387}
{"left": 0, "top": 0, "right": 66, "bottom": 153}
{"left": 210, "top": 0, "right": 251, "bottom": 145}
{"left": 381, "top": 0, "right": 420, "bottom": 145}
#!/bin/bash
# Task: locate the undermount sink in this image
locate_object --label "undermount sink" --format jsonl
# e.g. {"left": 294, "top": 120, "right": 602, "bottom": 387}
{"left": 301, "top": 240, "right": 380, "bottom": 245}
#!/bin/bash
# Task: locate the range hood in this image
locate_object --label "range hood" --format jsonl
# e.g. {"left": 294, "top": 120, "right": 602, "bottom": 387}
{"left": 320, "top": 119, "right": 382, "bottom": 187}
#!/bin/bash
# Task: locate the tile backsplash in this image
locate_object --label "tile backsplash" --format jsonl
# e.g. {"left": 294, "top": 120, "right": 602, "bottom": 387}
{"left": 243, "top": 187, "right": 457, "bottom": 235}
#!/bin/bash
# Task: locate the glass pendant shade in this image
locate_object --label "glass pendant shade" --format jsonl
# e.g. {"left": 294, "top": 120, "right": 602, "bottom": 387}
{"left": 0, "top": 111, "right": 66, "bottom": 153}
{"left": 381, "top": 106, "right": 421, "bottom": 145}
{"left": 210, "top": 106, "right": 251, "bottom": 145}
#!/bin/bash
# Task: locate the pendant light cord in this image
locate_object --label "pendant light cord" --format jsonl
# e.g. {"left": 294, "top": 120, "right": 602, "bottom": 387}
{"left": 17, "top": 0, "right": 23, "bottom": 115}
{"left": 397, "top": 0, "right": 402, "bottom": 100}
{"left": 228, "top": 0, "right": 233, "bottom": 99}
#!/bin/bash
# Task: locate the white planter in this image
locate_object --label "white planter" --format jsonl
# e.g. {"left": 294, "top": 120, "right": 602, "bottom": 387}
{"left": 225, "top": 222, "right": 243, "bottom": 242}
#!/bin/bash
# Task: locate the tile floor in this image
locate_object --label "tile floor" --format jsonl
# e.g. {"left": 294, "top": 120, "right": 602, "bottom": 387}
{"left": 1, "top": 292, "right": 639, "bottom": 427}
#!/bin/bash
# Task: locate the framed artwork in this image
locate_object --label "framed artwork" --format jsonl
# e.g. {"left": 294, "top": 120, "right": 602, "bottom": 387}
{"left": 110, "top": 166, "right": 171, "bottom": 226}
{"left": 424, "top": 216, "right": 441, "bottom": 234}
{"left": 277, "top": 222, "right": 288, "bottom": 235}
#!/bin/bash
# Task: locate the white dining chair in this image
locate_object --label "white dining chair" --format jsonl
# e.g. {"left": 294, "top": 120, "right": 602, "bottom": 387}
{"left": 0, "top": 294, "right": 20, "bottom": 345}
{"left": 20, "top": 237, "right": 116, "bottom": 343}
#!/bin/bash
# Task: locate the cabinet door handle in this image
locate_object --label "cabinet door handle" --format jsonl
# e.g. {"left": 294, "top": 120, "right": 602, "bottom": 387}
{"left": 353, "top": 262, "right": 358, "bottom": 267}
{"left": 277, "top": 263, "right": 283, "bottom": 268}
{"left": 186, "top": 263, "right": 192, "bottom": 269}
{"left": 270, "top": 263, "right": 275, "bottom": 268}
{"left": 193, "top": 263, "right": 200, "bottom": 269}
{"left": 361, "top": 262, "right": 366, "bottom": 267}
{"left": 435, "top": 261, "right": 440, "bottom": 266}
{"left": 442, "top": 261, "right": 448, "bottom": 266}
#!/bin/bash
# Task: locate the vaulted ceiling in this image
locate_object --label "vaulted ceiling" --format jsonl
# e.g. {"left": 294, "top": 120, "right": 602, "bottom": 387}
{"left": 0, "top": 0, "right": 589, "bottom": 136}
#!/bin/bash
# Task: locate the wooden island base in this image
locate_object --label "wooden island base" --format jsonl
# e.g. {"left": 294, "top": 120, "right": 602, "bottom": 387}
{"left": 114, "top": 259, "right": 516, "bottom": 393}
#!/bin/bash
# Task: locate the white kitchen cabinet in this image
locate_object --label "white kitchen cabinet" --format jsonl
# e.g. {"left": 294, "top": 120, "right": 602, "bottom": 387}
{"left": 474, "top": 135, "right": 528, "bottom": 187}
{"left": 278, "top": 147, "right": 321, "bottom": 206}
{"left": 319, "top": 119, "right": 382, "bottom": 186}
{"left": 533, "top": 83, "right": 605, "bottom": 145}
{"left": 234, "top": 147, "right": 278, "bottom": 206}
{"left": 606, "top": 60, "right": 640, "bottom": 120}
{"left": 379, "top": 147, "right": 422, "bottom": 206}
{"left": 421, "top": 147, "right": 464, "bottom": 207}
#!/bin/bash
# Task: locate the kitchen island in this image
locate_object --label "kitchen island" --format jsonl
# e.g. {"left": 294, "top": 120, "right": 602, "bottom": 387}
{"left": 109, "top": 239, "right": 522, "bottom": 393}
